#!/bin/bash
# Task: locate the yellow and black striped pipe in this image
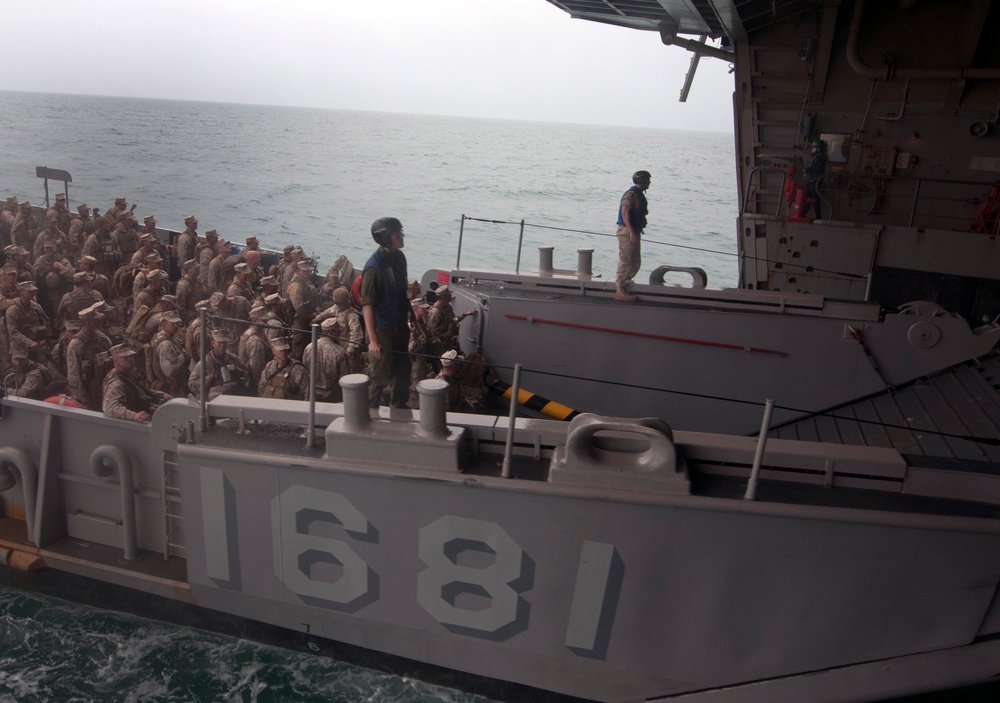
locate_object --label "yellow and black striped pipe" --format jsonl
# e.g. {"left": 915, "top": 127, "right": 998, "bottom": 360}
{"left": 488, "top": 380, "right": 580, "bottom": 421}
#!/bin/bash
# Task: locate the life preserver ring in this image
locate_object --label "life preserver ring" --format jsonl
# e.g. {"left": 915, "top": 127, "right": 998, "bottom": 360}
{"left": 43, "top": 394, "right": 85, "bottom": 408}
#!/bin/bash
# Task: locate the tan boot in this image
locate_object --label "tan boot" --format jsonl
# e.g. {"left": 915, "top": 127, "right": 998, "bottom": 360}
{"left": 614, "top": 289, "right": 637, "bottom": 302}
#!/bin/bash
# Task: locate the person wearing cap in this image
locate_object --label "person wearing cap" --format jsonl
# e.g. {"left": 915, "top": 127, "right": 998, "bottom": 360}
{"left": 238, "top": 305, "right": 271, "bottom": 386}
{"left": 227, "top": 262, "right": 254, "bottom": 301}
{"left": 175, "top": 259, "right": 205, "bottom": 325}
{"left": 46, "top": 192, "right": 73, "bottom": 236}
{"left": 133, "top": 267, "right": 169, "bottom": 312}
{"left": 0, "top": 265, "right": 20, "bottom": 310}
{"left": 66, "top": 303, "right": 113, "bottom": 410}
{"left": 33, "top": 212, "right": 68, "bottom": 260}
{"left": 244, "top": 235, "right": 260, "bottom": 253}
{"left": 362, "top": 217, "right": 413, "bottom": 407}
{"left": 261, "top": 292, "right": 289, "bottom": 344}
{"left": 258, "top": 337, "right": 308, "bottom": 400}
{"left": 615, "top": 170, "right": 652, "bottom": 302}
{"left": 422, "top": 284, "right": 474, "bottom": 367}
{"left": 103, "top": 343, "right": 168, "bottom": 423}
{"left": 32, "top": 238, "right": 74, "bottom": 320}
{"left": 77, "top": 255, "right": 111, "bottom": 302}
{"left": 188, "top": 329, "right": 251, "bottom": 401}
{"left": 7, "top": 245, "right": 33, "bottom": 284}
{"left": 243, "top": 249, "right": 264, "bottom": 291}
{"left": 434, "top": 349, "right": 468, "bottom": 411}
{"left": 6, "top": 345, "right": 60, "bottom": 400}
{"left": 254, "top": 275, "right": 279, "bottom": 310}
{"left": 208, "top": 238, "right": 233, "bottom": 294}
{"left": 286, "top": 259, "right": 318, "bottom": 358}
{"left": 269, "top": 244, "right": 295, "bottom": 282}
{"left": 67, "top": 203, "right": 93, "bottom": 260}
{"left": 82, "top": 216, "right": 121, "bottom": 279}
{"left": 0, "top": 197, "right": 18, "bottom": 247}
{"left": 150, "top": 312, "right": 189, "bottom": 397}
{"left": 174, "top": 216, "right": 198, "bottom": 269}
{"left": 197, "top": 229, "right": 220, "bottom": 289}
{"left": 131, "top": 252, "right": 167, "bottom": 301}
{"left": 319, "top": 287, "right": 365, "bottom": 374}
{"left": 104, "top": 197, "right": 128, "bottom": 223}
{"left": 208, "top": 290, "right": 252, "bottom": 343}
{"left": 112, "top": 213, "right": 141, "bottom": 262}
{"left": 130, "top": 232, "right": 158, "bottom": 267}
{"left": 11, "top": 201, "right": 37, "bottom": 255}
{"left": 57, "top": 270, "right": 103, "bottom": 325}
{"left": 6, "top": 281, "right": 50, "bottom": 354}
{"left": 279, "top": 246, "right": 306, "bottom": 295}
{"left": 303, "top": 317, "right": 350, "bottom": 403}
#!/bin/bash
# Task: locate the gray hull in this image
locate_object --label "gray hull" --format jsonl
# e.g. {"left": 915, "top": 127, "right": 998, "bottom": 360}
{"left": 2, "top": 389, "right": 999, "bottom": 702}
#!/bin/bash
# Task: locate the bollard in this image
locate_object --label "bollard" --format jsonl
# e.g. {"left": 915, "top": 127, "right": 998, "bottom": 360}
{"left": 340, "top": 374, "right": 372, "bottom": 433}
{"left": 538, "top": 246, "right": 554, "bottom": 274}
{"left": 577, "top": 249, "right": 594, "bottom": 277}
{"left": 416, "top": 379, "right": 449, "bottom": 439}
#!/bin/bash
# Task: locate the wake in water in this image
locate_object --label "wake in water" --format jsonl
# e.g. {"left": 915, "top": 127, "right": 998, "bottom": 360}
{"left": 0, "top": 587, "right": 495, "bottom": 703}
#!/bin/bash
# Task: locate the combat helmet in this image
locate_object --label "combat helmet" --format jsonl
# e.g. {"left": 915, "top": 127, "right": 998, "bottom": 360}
{"left": 371, "top": 217, "right": 403, "bottom": 247}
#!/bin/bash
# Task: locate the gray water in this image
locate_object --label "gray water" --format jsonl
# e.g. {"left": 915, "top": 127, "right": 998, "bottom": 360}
{"left": 0, "top": 91, "right": 738, "bottom": 287}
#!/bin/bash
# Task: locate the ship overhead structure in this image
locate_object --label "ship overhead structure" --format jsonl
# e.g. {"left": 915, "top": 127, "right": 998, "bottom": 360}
{"left": 548, "top": 0, "right": 1000, "bottom": 325}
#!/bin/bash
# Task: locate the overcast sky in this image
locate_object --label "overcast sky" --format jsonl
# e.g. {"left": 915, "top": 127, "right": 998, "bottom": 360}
{"left": 2, "top": 0, "right": 735, "bottom": 132}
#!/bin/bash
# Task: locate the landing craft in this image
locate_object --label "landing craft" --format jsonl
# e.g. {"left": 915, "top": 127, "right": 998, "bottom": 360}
{"left": 3, "top": 1, "right": 1000, "bottom": 702}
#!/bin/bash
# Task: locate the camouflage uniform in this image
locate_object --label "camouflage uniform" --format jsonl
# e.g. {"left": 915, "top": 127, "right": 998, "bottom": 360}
{"left": 258, "top": 356, "right": 309, "bottom": 400}
{"left": 6, "top": 298, "right": 50, "bottom": 351}
{"left": 66, "top": 329, "right": 113, "bottom": 409}
{"left": 82, "top": 231, "right": 121, "bottom": 278}
{"left": 175, "top": 229, "right": 196, "bottom": 268}
{"left": 188, "top": 350, "right": 251, "bottom": 401}
{"left": 302, "top": 336, "right": 349, "bottom": 403}
{"left": 151, "top": 329, "right": 189, "bottom": 396}
{"left": 175, "top": 274, "right": 206, "bottom": 325}
{"left": 103, "top": 368, "right": 160, "bottom": 421}
{"left": 6, "top": 360, "right": 54, "bottom": 399}
{"left": 57, "top": 286, "right": 103, "bottom": 325}
{"left": 237, "top": 328, "right": 271, "bottom": 387}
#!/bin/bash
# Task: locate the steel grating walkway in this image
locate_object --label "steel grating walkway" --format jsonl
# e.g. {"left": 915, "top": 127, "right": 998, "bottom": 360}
{"left": 769, "top": 350, "right": 1000, "bottom": 466}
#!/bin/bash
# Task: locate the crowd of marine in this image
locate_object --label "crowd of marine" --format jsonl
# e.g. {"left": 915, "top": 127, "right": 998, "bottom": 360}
{"left": 0, "top": 194, "right": 487, "bottom": 423}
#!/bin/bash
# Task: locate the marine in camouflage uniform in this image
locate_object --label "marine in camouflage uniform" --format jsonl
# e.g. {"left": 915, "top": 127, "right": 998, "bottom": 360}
{"left": 227, "top": 262, "right": 254, "bottom": 301}
{"left": 103, "top": 343, "right": 167, "bottom": 423}
{"left": 32, "top": 241, "right": 74, "bottom": 321}
{"left": 82, "top": 217, "right": 122, "bottom": 278}
{"left": 150, "top": 312, "right": 188, "bottom": 397}
{"left": 6, "top": 347, "right": 57, "bottom": 400}
{"left": 11, "top": 202, "right": 37, "bottom": 256}
{"left": 317, "top": 287, "right": 365, "bottom": 374}
{"left": 6, "top": 281, "right": 51, "bottom": 355}
{"left": 0, "top": 197, "right": 17, "bottom": 248}
{"left": 174, "top": 216, "right": 198, "bottom": 271}
{"left": 196, "top": 230, "right": 219, "bottom": 289}
{"left": 188, "top": 329, "right": 251, "bottom": 401}
{"left": 66, "top": 304, "right": 113, "bottom": 410}
{"left": 175, "top": 259, "right": 205, "bottom": 325}
{"left": 57, "top": 271, "right": 104, "bottom": 326}
{"left": 258, "top": 337, "right": 308, "bottom": 400}
{"left": 286, "top": 261, "right": 318, "bottom": 358}
{"left": 67, "top": 204, "right": 92, "bottom": 260}
{"left": 237, "top": 315, "right": 271, "bottom": 388}
{"left": 302, "top": 318, "right": 350, "bottom": 403}
{"left": 33, "top": 215, "right": 69, "bottom": 260}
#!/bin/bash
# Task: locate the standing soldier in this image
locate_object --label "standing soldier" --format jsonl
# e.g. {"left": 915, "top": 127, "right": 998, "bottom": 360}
{"left": 66, "top": 303, "right": 113, "bottom": 410}
{"left": 11, "top": 201, "right": 37, "bottom": 256}
{"left": 47, "top": 193, "right": 73, "bottom": 235}
{"left": 197, "top": 229, "right": 219, "bottom": 289}
{"left": 67, "top": 203, "right": 92, "bottom": 260}
{"left": 133, "top": 255, "right": 168, "bottom": 302}
{"left": 208, "top": 238, "right": 233, "bottom": 294}
{"left": 103, "top": 343, "right": 168, "bottom": 423}
{"left": 113, "top": 214, "right": 141, "bottom": 263}
{"left": 175, "top": 259, "right": 205, "bottom": 325}
{"left": 58, "top": 271, "right": 104, "bottom": 326}
{"left": 78, "top": 255, "right": 112, "bottom": 302}
{"left": 322, "top": 287, "right": 365, "bottom": 374}
{"left": 238, "top": 307, "right": 271, "bottom": 387}
{"left": 0, "top": 265, "right": 20, "bottom": 310}
{"left": 0, "top": 197, "right": 18, "bottom": 248}
{"left": 134, "top": 269, "right": 168, "bottom": 311}
{"left": 33, "top": 213, "right": 68, "bottom": 260}
{"left": 150, "top": 312, "right": 188, "bottom": 397}
{"left": 83, "top": 216, "right": 121, "bottom": 279}
{"left": 227, "top": 262, "right": 254, "bottom": 301}
{"left": 258, "top": 337, "right": 308, "bottom": 400}
{"left": 303, "top": 317, "right": 350, "bottom": 403}
{"left": 7, "top": 246, "right": 33, "bottom": 283}
{"left": 286, "top": 260, "right": 318, "bottom": 358}
{"left": 261, "top": 293, "right": 289, "bottom": 343}
{"left": 174, "top": 215, "right": 198, "bottom": 271}
{"left": 281, "top": 246, "right": 306, "bottom": 294}
{"left": 32, "top": 240, "right": 74, "bottom": 321}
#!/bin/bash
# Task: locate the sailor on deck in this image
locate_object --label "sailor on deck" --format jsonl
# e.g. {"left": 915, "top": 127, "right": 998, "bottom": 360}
{"left": 615, "top": 170, "right": 651, "bottom": 302}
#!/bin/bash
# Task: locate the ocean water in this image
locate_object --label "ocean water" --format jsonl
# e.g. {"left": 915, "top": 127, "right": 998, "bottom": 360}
{"left": 0, "top": 91, "right": 739, "bottom": 288}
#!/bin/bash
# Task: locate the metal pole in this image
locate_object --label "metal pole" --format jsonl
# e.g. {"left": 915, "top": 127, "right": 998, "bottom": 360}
{"left": 744, "top": 398, "right": 775, "bottom": 501}
{"left": 457, "top": 214, "right": 465, "bottom": 269}
{"left": 515, "top": 219, "right": 525, "bottom": 274}
{"left": 501, "top": 363, "right": 522, "bottom": 479}
{"left": 307, "top": 323, "right": 318, "bottom": 448}
{"left": 198, "top": 305, "right": 208, "bottom": 431}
